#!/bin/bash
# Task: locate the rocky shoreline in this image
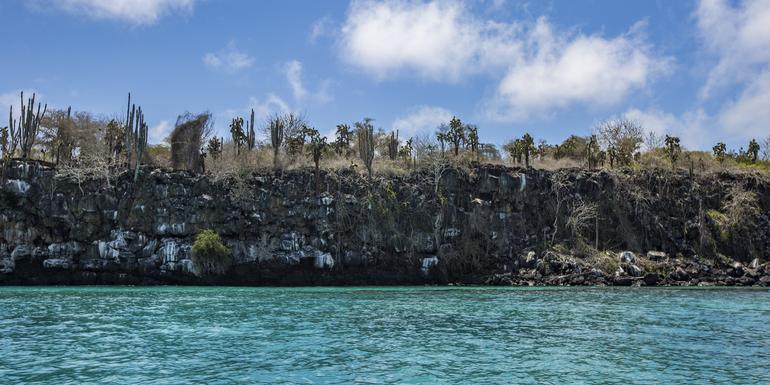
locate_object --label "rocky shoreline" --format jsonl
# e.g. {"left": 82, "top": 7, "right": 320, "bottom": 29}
{"left": 1, "top": 160, "right": 769, "bottom": 286}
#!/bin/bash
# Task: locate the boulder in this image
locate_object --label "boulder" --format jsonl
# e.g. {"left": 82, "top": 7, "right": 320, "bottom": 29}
{"left": 670, "top": 266, "right": 689, "bottom": 281}
{"left": 619, "top": 251, "right": 636, "bottom": 263}
{"left": 643, "top": 273, "right": 660, "bottom": 286}
{"left": 519, "top": 251, "right": 537, "bottom": 269}
{"left": 613, "top": 275, "right": 634, "bottom": 286}
{"left": 627, "top": 264, "right": 643, "bottom": 277}
{"left": 647, "top": 251, "right": 667, "bottom": 261}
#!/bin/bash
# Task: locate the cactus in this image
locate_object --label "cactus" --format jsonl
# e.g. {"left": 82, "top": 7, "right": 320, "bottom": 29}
{"left": 133, "top": 107, "right": 148, "bottom": 183}
{"left": 269, "top": 115, "right": 285, "bottom": 168}
{"left": 12, "top": 92, "right": 47, "bottom": 160}
{"left": 207, "top": 136, "right": 223, "bottom": 160}
{"left": 387, "top": 130, "right": 399, "bottom": 160}
{"left": 246, "top": 108, "right": 256, "bottom": 150}
{"left": 229, "top": 116, "right": 244, "bottom": 156}
{"left": 121, "top": 93, "right": 148, "bottom": 181}
{"left": 356, "top": 118, "right": 375, "bottom": 179}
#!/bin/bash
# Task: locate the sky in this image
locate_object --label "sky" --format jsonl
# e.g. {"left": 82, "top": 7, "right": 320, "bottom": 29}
{"left": 1, "top": 0, "right": 769, "bottom": 150}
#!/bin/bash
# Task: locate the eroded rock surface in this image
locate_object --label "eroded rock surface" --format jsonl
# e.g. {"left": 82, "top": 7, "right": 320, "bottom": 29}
{"left": 1, "top": 161, "right": 769, "bottom": 286}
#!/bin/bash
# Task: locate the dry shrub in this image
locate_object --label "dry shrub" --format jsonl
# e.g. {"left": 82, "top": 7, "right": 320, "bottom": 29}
{"left": 56, "top": 154, "right": 116, "bottom": 193}
{"left": 170, "top": 113, "right": 211, "bottom": 173}
{"left": 532, "top": 157, "right": 582, "bottom": 170}
{"left": 206, "top": 138, "right": 274, "bottom": 181}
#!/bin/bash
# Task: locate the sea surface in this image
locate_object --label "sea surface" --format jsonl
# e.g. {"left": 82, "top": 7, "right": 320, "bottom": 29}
{"left": 1, "top": 286, "right": 769, "bottom": 384}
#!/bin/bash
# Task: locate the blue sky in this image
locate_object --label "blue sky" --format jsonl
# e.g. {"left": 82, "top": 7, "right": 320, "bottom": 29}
{"left": 1, "top": 0, "right": 769, "bottom": 150}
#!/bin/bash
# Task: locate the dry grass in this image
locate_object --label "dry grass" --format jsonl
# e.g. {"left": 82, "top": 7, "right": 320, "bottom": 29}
{"left": 531, "top": 157, "right": 582, "bottom": 170}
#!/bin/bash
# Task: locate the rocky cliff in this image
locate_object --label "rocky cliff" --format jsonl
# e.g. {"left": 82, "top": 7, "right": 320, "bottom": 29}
{"left": 2, "top": 160, "right": 769, "bottom": 286}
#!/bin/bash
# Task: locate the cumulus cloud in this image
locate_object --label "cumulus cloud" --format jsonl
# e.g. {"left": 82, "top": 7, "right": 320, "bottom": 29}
{"left": 392, "top": 106, "right": 453, "bottom": 137}
{"left": 249, "top": 93, "right": 291, "bottom": 119}
{"left": 693, "top": 0, "right": 770, "bottom": 141}
{"left": 340, "top": 0, "right": 520, "bottom": 81}
{"left": 310, "top": 16, "right": 336, "bottom": 43}
{"left": 339, "top": 0, "right": 668, "bottom": 120}
{"left": 695, "top": 0, "right": 770, "bottom": 97}
{"left": 0, "top": 89, "right": 43, "bottom": 121}
{"left": 38, "top": 0, "right": 194, "bottom": 25}
{"left": 203, "top": 42, "right": 255, "bottom": 72}
{"left": 149, "top": 120, "right": 172, "bottom": 144}
{"left": 489, "top": 19, "right": 669, "bottom": 120}
{"left": 718, "top": 70, "right": 770, "bottom": 139}
{"left": 285, "top": 60, "right": 308, "bottom": 101}
{"left": 624, "top": 108, "right": 710, "bottom": 150}
{"left": 283, "top": 60, "right": 333, "bottom": 103}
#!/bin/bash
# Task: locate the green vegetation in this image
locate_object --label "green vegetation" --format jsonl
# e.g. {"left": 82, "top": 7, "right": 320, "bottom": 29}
{"left": 191, "top": 229, "right": 233, "bottom": 276}
{"left": 1, "top": 90, "right": 768, "bottom": 182}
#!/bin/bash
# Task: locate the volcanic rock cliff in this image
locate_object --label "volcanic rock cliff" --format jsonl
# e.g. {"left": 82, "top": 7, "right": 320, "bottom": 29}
{"left": 1, "top": 160, "right": 769, "bottom": 286}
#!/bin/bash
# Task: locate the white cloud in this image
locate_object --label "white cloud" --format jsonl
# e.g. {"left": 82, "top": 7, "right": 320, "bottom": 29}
{"left": 695, "top": 0, "right": 770, "bottom": 97}
{"left": 624, "top": 108, "right": 710, "bottom": 150}
{"left": 1, "top": 90, "right": 43, "bottom": 124}
{"left": 249, "top": 93, "right": 291, "bottom": 119}
{"left": 339, "top": 1, "right": 668, "bottom": 120}
{"left": 285, "top": 60, "right": 308, "bottom": 101}
{"left": 283, "top": 60, "right": 333, "bottom": 103}
{"left": 718, "top": 70, "right": 770, "bottom": 139}
{"left": 203, "top": 42, "right": 255, "bottom": 72}
{"left": 40, "top": 0, "right": 193, "bottom": 25}
{"left": 392, "top": 106, "right": 453, "bottom": 138}
{"left": 340, "top": 0, "right": 520, "bottom": 81}
{"left": 310, "top": 16, "right": 335, "bottom": 43}
{"left": 489, "top": 19, "right": 669, "bottom": 120}
{"left": 693, "top": 0, "right": 770, "bottom": 142}
{"left": 149, "top": 120, "right": 172, "bottom": 144}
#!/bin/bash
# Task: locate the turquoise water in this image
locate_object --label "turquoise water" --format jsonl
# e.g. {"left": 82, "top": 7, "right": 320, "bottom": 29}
{"left": 1, "top": 287, "right": 769, "bottom": 384}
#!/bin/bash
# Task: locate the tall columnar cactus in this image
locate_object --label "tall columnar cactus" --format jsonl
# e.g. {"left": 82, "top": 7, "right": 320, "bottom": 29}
{"left": 133, "top": 107, "right": 148, "bottom": 183}
{"left": 15, "top": 92, "right": 47, "bottom": 160}
{"left": 122, "top": 93, "right": 148, "bottom": 180}
{"left": 270, "top": 115, "right": 285, "bottom": 168}
{"left": 387, "top": 130, "right": 399, "bottom": 160}
{"left": 356, "top": 118, "right": 375, "bottom": 179}
{"left": 247, "top": 108, "right": 256, "bottom": 150}
{"left": 125, "top": 93, "right": 134, "bottom": 167}
{"left": 7, "top": 105, "right": 18, "bottom": 158}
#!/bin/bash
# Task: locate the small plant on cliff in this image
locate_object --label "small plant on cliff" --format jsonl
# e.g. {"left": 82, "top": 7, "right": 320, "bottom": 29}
{"left": 665, "top": 135, "right": 681, "bottom": 170}
{"left": 356, "top": 117, "right": 375, "bottom": 179}
{"left": 713, "top": 142, "right": 727, "bottom": 165}
{"left": 304, "top": 126, "right": 328, "bottom": 194}
{"left": 192, "top": 229, "right": 233, "bottom": 276}
{"left": 748, "top": 139, "right": 760, "bottom": 163}
{"left": 447, "top": 116, "right": 465, "bottom": 156}
{"left": 521, "top": 133, "right": 535, "bottom": 167}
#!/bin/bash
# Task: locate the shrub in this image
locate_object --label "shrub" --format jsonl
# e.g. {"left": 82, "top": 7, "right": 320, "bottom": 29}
{"left": 191, "top": 229, "right": 233, "bottom": 276}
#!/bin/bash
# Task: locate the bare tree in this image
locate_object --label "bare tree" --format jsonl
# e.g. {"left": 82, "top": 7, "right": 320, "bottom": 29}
{"left": 644, "top": 131, "right": 664, "bottom": 151}
{"left": 762, "top": 136, "right": 770, "bottom": 161}
{"left": 596, "top": 118, "right": 644, "bottom": 167}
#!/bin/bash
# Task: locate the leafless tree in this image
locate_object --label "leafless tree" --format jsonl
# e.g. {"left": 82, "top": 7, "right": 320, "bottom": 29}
{"left": 644, "top": 131, "right": 664, "bottom": 151}
{"left": 596, "top": 118, "right": 644, "bottom": 167}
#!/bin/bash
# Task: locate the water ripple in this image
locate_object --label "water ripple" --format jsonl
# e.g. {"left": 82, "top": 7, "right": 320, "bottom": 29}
{"left": 1, "top": 287, "right": 769, "bottom": 384}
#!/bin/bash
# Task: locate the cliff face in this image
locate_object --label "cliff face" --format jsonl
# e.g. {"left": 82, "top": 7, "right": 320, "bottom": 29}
{"left": 1, "top": 161, "right": 769, "bottom": 286}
